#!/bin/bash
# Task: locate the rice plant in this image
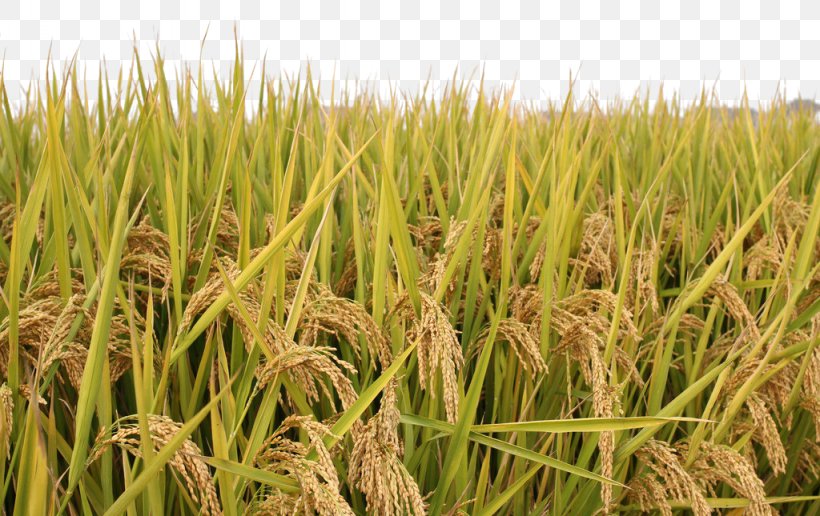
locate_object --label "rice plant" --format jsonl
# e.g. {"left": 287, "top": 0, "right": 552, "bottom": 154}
{"left": 0, "top": 52, "right": 818, "bottom": 515}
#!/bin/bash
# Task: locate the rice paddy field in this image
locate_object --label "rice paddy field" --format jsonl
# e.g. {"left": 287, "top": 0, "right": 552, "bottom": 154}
{"left": 0, "top": 56, "right": 818, "bottom": 515}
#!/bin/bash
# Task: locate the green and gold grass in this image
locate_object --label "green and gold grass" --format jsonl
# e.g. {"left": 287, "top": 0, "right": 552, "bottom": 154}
{"left": 0, "top": 54, "right": 818, "bottom": 515}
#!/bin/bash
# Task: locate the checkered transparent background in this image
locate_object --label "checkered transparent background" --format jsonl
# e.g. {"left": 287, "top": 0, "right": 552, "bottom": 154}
{"left": 2, "top": 0, "right": 819, "bottom": 106}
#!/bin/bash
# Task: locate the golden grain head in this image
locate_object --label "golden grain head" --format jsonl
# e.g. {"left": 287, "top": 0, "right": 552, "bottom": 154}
{"left": 477, "top": 318, "right": 547, "bottom": 377}
{"left": 391, "top": 292, "right": 463, "bottom": 423}
{"left": 632, "top": 440, "right": 711, "bottom": 516}
{"left": 746, "top": 394, "right": 788, "bottom": 475}
{"left": 573, "top": 211, "right": 618, "bottom": 288}
{"left": 686, "top": 441, "right": 774, "bottom": 516}
{"left": 255, "top": 416, "right": 354, "bottom": 516}
{"left": 0, "top": 384, "right": 12, "bottom": 456}
{"left": 88, "top": 415, "right": 221, "bottom": 515}
{"left": 349, "top": 382, "right": 427, "bottom": 516}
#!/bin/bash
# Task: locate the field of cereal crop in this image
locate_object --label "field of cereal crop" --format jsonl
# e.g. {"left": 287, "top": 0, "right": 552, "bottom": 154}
{"left": 0, "top": 56, "right": 818, "bottom": 514}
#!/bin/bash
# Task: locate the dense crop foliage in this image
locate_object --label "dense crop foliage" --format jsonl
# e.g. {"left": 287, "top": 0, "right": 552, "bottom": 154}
{"left": 0, "top": 55, "right": 818, "bottom": 515}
